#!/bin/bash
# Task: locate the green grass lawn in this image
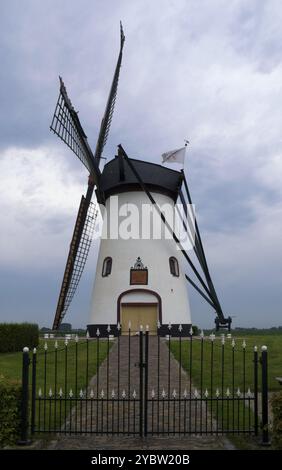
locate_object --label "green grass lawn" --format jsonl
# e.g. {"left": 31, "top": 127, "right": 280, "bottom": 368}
{"left": 0, "top": 338, "right": 113, "bottom": 434}
{"left": 0, "top": 338, "right": 112, "bottom": 393}
{"left": 170, "top": 334, "right": 282, "bottom": 393}
{"left": 170, "top": 333, "right": 282, "bottom": 448}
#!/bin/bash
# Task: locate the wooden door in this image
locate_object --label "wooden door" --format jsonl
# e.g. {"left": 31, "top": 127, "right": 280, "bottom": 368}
{"left": 121, "top": 304, "right": 158, "bottom": 335}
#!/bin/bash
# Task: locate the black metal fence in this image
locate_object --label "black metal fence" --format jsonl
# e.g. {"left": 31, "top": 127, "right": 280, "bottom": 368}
{"left": 19, "top": 326, "right": 269, "bottom": 443}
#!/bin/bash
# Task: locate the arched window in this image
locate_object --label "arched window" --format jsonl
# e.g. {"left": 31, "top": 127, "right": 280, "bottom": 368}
{"left": 102, "top": 257, "right": 112, "bottom": 277}
{"left": 169, "top": 257, "right": 179, "bottom": 277}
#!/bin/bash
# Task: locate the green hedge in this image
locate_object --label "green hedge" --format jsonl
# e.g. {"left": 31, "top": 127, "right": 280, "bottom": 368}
{"left": 0, "top": 323, "right": 39, "bottom": 353}
{"left": 271, "top": 391, "right": 282, "bottom": 449}
{"left": 0, "top": 378, "right": 21, "bottom": 447}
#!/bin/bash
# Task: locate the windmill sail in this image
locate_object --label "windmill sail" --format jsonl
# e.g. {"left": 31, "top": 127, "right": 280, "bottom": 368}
{"left": 178, "top": 172, "right": 228, "bottom": 324}
{"left": 50, "top": 78, "right": 101, "bottom": 184}
{"left": 53, "top": 193, "right": 98, "bottom": 330}
{"left": 50, "top": 23, "right": 125, "bottom": 330}
{"left": 94, "top": 22, "right": 125, "bottom": 165}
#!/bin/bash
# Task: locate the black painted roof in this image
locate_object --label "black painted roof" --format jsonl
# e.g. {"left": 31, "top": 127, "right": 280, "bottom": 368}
{"left": 99, "top": 156, "right": 182, "bottom": 202}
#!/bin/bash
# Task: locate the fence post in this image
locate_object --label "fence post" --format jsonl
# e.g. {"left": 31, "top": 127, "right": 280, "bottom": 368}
{"left": 260, "top": 345, "right": 270, "bottom": 445}
{"left": 144, "top": 327, "right": 149, "bottom": 437}
{"left": 18, "top": 347, "right": 31, "bottom": 445}
{"left": 139, "top": 328, "right": 144, "bottom": 437}
{"left": 253, "top": 346, "right": 258, "bottom": 436}
{"left": 31, "top": 348, "right": 37, "bottom": 434}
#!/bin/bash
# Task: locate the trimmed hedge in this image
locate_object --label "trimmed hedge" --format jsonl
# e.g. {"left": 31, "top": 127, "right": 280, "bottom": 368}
{"left": 0, "top": 378, "right": 21, "bottom": 447}
{"left": 0, "top": 323, "right": 39, "bottom": 353}
{"left": 271, "top": 391, "right": 282, "bottom": 449}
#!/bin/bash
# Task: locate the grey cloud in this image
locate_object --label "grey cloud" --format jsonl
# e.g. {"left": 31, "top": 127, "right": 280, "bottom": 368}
{"left": 0, "top": 0, "right": 282, "bottom": 327}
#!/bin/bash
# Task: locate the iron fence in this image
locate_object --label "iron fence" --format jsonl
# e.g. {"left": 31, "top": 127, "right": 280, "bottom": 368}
{"left": 19, "top": 325, "right": 269, "bottom": 443}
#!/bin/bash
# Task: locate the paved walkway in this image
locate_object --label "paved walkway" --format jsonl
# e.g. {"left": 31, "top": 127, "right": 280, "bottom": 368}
{"left": 44, "top": 435, "right": 234, "bottom": 450}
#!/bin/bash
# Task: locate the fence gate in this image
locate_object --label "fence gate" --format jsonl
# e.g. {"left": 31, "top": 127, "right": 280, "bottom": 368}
{"left": 19, "top": 327, "right": 269, "bottom": 443}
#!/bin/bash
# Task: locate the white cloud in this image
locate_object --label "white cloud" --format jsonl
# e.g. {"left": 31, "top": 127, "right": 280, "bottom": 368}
{"left": 0, "top": 146, "right": 88, "bottom": 269}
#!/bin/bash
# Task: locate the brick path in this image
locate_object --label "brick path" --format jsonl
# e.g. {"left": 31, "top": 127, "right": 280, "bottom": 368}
{"left": 45, "top": 434, "right": 234, "bottom": 450}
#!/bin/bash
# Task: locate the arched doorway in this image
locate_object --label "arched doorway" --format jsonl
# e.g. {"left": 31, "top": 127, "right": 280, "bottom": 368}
{"left": 117, "top": 289, "right": 162, "bottom": 335}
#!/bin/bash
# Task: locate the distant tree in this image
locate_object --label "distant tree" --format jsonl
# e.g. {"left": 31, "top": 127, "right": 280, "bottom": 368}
{"left": 192, "top": 325, "right": 199, "bottom": 336}
{"left": 59, "top": 323, "right": 72, "bottom": 332}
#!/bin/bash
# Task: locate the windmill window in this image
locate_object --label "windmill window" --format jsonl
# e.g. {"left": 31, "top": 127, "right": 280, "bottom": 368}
{"left": 102, "top": 257, "right": 112, "bottom": 277}
{"left": 169, "top": 257, "right": 179, "bottom": 277}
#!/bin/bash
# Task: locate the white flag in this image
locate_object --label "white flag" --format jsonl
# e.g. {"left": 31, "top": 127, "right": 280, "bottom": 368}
{"left": 161, "top": 146, "right": 186, "bottom": 164}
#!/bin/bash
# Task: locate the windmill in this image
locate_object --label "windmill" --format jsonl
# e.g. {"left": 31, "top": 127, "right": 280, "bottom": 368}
{"left": 50, "top": 24, "right": 231, "bottom": 335}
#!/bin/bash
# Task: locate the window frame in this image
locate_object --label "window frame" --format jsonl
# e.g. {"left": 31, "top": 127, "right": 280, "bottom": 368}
{"left": 102, "top": 257, "right": 112, "bottom": 277}
{"left": 169, "top": 256, "right": 179, "bottom": 277}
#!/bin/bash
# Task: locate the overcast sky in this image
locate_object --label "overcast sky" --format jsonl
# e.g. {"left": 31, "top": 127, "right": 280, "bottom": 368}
{"left": 0, "top": 0, "right": 281, "bottom": 330}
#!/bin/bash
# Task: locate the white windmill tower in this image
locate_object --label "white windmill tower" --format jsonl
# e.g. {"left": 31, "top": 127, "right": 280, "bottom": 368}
{"left": 88, "top": 149, "right": 193, "bottom": 336}
{"left": 50, "top": 24, "right": 231, "bottom": 336}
